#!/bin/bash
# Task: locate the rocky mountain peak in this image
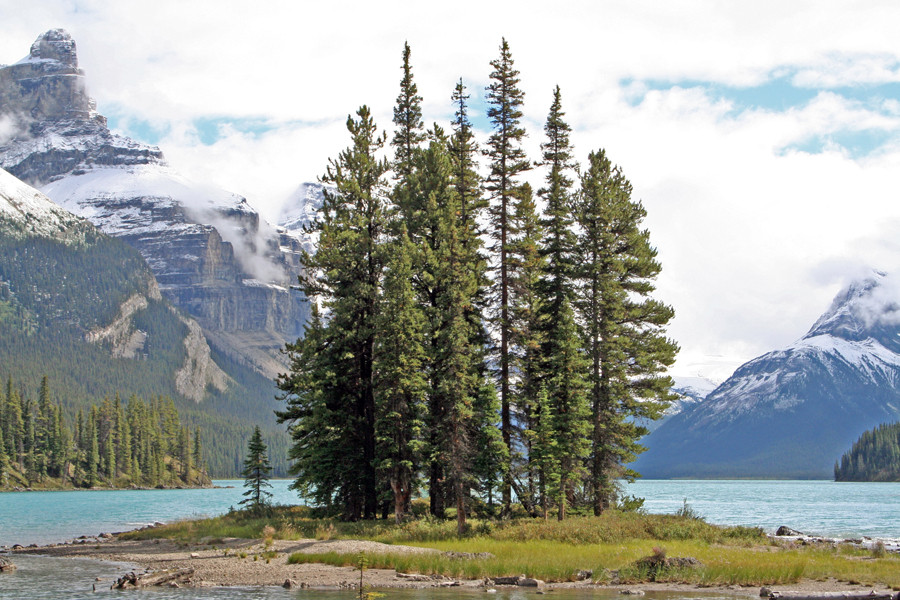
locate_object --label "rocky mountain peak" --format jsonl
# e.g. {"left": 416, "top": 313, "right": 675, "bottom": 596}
{"left": 636, "top": 271, "right": 900, "bottom": 478}
{"left": 804, "top": 272, "right": 900, "bottom": 353}
{"left": 0, "top": 29, "right": 95, "bottom": 126}
{"left": 28, "top": 29, "right": 79, "bottom": 67}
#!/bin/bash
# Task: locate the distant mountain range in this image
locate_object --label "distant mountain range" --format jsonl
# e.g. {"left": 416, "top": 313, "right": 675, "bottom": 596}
{"left": 636, "top": 273, "right": 900, "bottom": 479}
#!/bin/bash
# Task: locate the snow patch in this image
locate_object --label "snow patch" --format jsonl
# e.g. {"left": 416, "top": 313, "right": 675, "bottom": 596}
{"left": 0, "top": 167, "right": 82, "bottom": 238}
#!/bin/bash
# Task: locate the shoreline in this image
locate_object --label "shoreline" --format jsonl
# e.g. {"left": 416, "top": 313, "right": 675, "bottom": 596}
{"left": 0, "top": 483, "right": 222, "bottom": 493}
{"left": 11, "top": 535, "right": 899, "bottom": 595}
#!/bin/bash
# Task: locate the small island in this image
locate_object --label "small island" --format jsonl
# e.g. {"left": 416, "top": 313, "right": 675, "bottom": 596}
{"left": 17, "top": 507, "right": 900, "bottom": 593}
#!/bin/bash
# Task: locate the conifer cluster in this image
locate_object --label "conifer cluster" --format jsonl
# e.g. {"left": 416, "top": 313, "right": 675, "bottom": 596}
{"left": 277, "top": 39, "right": 677, "bottom": 527}
{"left": 0, "top": 375, "right": 209, "bottom": 489}
{"left": 835, "top": 422, "right": 900, "bottom": 482}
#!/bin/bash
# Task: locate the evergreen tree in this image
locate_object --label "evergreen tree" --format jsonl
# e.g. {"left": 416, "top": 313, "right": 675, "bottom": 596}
{"left": 575, "top": 149, "right": 678, "bottom": 514}
{"left": 524, "top": 386, "right": 559, "bottom": 520}
{"left": 0, "top": 412, "right": 6, "bottom": 484}
{"left": 484, "top": 38, "right": 531, "bottom": 513}
{"left": 179, "top": 426, "right": 192, "bottom": 481}
{"left": 86, "top": 407, "right": 99, "bottom": 487}
{"left": 193, "top": 428, "right": 204, "bottom": 472}
{"left": 375, "top": 226, "right": 427, "bottom": 523}
{"left": 240, "top": 426, "right": 272, "bottom": 513}
{"left": 279, "top": 106, "right": 390, "bottom": 519}
{"left": 535, "top": 87, "right": 590, "bottom": 519}
{"left": 391, "top": 41, "right": 425, "bottom": 213}
{"left": 449, "top": 79, "right": 486, "bottom": 254}
{"left": 509, "top": 181, "right": 545, "bottom": 516}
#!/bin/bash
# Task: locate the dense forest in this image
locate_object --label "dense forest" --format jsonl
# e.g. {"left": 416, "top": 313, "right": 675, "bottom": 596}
{"left": 276, "top": 40, "right": 677, "bottom": 528}
{"left": 0, "top": 208, "right": 291, "bottom": 478}
{"left": 835, "top": 422, "right": 900, "bottom": 482}
{"left": 0, "top": 375, "right": 210, "bottom": 489}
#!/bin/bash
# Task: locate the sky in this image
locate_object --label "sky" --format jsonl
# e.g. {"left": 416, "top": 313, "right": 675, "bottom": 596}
{"left": 5, "top": 0, "right": 900, "bottom": 382}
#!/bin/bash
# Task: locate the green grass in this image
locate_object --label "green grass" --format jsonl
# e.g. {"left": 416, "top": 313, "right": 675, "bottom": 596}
{"left": 119, "top": 507, "right": 900, "bottom": 588}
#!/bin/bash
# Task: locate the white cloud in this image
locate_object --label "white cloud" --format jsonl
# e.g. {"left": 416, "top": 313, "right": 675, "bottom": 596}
{"left": 7, "top": 0, "right": 900, "bottom": 379}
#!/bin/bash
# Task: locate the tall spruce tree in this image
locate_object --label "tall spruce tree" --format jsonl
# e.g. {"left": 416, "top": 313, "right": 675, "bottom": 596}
{"left": 484, "top": 38, "right": 531, "bottom": 513}
{"left": 240, "top": 426, "right": 273, "bottom": 513}
{"left": 575, "top": 149, "right": 678, "bottom": 514}
{"left": 509, "top": 181, "right": 545, "bottom": 516}
{"left": 448, "top": 80, "right": 506, "bottom": 513}
{"left": 392, "top": 41, "right": 425, "bottom": 217}
{"left": 279, "top": 106, "right": 389, "bottom": 519}
{"left": 535, "top": 87, "right": 590, "bottom": 519}
{"left": 375, "top": 226, "right": 427, "bottom": 523}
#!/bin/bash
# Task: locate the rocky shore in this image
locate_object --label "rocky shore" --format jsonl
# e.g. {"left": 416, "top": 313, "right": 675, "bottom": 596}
{"left": 10, "top": 533, "right": 900, "bottom": 595}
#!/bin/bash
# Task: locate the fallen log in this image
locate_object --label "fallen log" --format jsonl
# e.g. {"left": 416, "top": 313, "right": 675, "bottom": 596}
{"left": 111, "top": 568, "right": 195, "bottom": 589}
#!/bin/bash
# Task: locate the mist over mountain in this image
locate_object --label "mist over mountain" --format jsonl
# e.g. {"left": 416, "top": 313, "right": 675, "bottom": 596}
{"left": 636, "top": 272, "right": 900, "bottom": 479}
{"left": 0, "top": 29, "right": 314, "bottom": 380}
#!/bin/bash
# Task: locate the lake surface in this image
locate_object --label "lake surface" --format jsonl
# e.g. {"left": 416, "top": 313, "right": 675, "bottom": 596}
{"left": 3, "top": 479, "right": 900, "bottom": 547}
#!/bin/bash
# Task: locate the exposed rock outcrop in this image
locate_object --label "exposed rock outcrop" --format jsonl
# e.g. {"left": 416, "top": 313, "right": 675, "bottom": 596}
{"left": 174, "top": 316, "right": 229, "bottom": 402}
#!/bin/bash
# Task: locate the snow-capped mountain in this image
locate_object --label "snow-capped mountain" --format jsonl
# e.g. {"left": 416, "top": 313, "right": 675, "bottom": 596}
{"left": 276, "top": 181, "right": 325, "bottom": 266}
{"left": 635, "top": 273, "right": 900, "bottom": 478}
{"left": 0, "top": 30, "right": 308, "bottom": 379}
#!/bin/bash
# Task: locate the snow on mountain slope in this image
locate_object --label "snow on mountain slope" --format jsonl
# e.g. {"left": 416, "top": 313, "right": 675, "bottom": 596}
{"left": 641, "top": 375, "right": 717, "bottom": 433}
{"left": 635, "top": 272, "right": 900, "bottom": 478}
{"left": 277, "top": 182, "right": 325, "bottom": 254}
{"left": 0, "top": 166, "right": 83, "bottom": 238}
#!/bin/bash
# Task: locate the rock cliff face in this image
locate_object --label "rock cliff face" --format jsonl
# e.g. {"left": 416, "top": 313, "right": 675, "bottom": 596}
{"left": 0, "top": 166, "right": 225, "bottom": 403}
{"left": 0, "top": 30, "right": 308, "bottom": 381}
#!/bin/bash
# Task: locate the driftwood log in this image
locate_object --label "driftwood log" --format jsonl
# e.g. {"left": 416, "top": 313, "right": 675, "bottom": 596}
{"left": 111, "top": 568, "right": 195, "bottom": 589}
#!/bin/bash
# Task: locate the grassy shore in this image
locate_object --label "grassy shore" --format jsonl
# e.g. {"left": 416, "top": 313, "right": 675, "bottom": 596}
{"left": 120, "top": 507, "right": 900, "bottom": 589}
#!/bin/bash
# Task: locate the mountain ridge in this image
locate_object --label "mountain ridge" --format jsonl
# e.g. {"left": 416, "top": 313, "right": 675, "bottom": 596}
{"left": 0, "top": 29, "right": 311, "bottom": 381}
{"left": 636, "top": 272, "right": 900, "bottom": 479}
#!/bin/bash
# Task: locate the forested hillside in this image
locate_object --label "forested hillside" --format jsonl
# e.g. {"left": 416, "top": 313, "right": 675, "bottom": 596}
{"left": 0, "top": 376, "right": 210, "bottom": 489}
{"left": 0, "top": 170, "right": 291, "bottom": 478}
{"left": 835, "top": 422, "right": 900, "bottom": 482}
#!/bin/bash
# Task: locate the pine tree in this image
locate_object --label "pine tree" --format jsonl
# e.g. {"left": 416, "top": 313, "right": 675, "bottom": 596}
{"left": 575, "top": 149, "right": 678, "bottom": 514}
{"left": 0, "top": 412, "right": 6, "bottom": 484}
{"left": 179, "top": 426, "right": 192, "bottom": 482}
{"left": 86, "top": 407, "right": 99, "bottom": 487}
{"left": 509, "top": 181, "right": 545, "bottom": 516}
{"left": 433, "top": 213, "right": 478, "bottom": 534}
{"left": 392, "top": 41, "right": 425, "bottom": 216}
{"left": 449, "top": 79, "right": 485, "bottom": 254}
{"left": 279, "top": 106, "right": 389, "bottom": 519}
{"left": 240, "top": 426, "right": 272, "bottom": 513}
{"left": 193, "top": 428, "right": 203, "bottom": 472}
{"left": 524, "top": 386, "right": 559, "bottom": 520}
{"left": 375, "top": 226, "right": 427, "bottom": 523}
{"left": 485, "top": 38, "right": 531, "bottom": 513}
{"left": 534, "top": 87, "right": 590, "bottom": 519}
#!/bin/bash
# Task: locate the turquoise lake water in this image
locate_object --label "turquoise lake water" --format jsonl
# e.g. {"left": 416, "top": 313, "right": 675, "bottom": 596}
{"left": 2, "top": 479, "right": 899, "bottom": 599}
{"left": 2, "top": 479, "right": 899, "bottom": 547}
